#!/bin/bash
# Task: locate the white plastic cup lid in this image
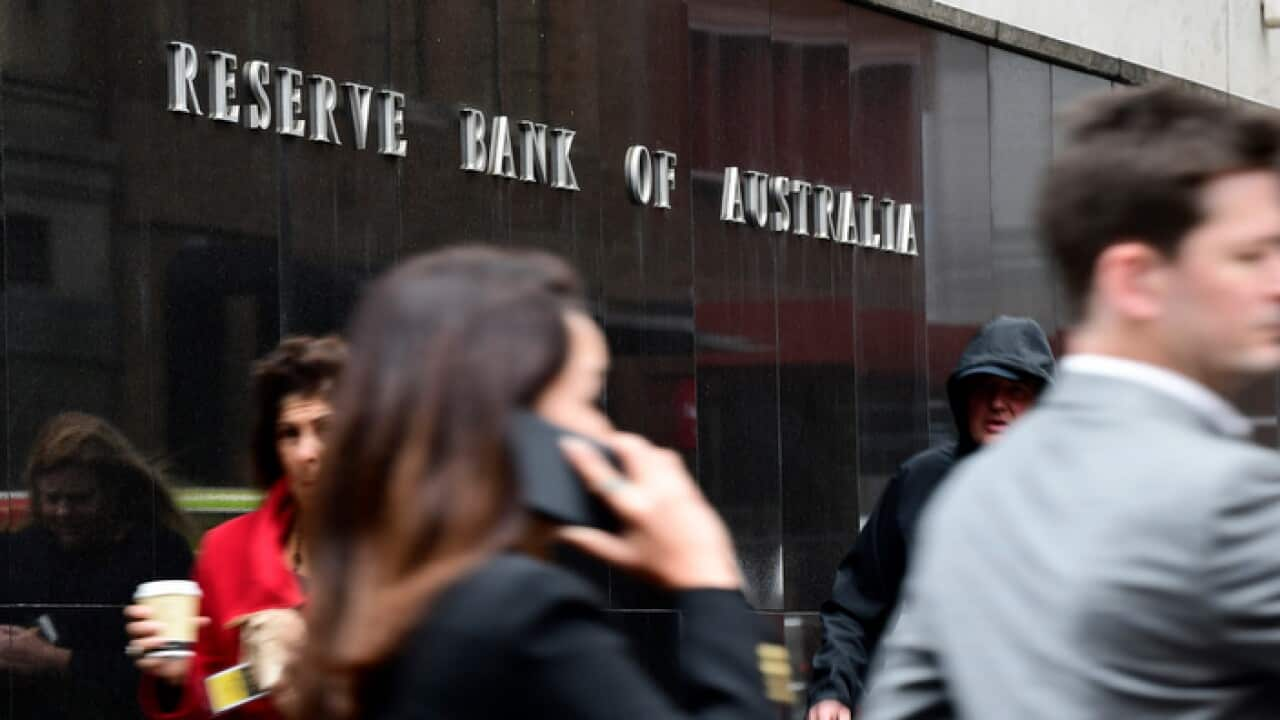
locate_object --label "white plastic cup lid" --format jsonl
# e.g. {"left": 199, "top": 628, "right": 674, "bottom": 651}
{"left": 134, "top": 580, "right": 202, "bottom": 600}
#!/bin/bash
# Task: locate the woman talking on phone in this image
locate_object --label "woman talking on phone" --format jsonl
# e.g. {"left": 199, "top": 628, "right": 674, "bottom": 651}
{"left": 296, "top": 246, "right": 775, "bottom": 719}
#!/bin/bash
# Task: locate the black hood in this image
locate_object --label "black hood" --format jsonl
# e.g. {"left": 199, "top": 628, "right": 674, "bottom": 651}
{"left": 946, "top": 316, "right": 1056, "bottom": 452}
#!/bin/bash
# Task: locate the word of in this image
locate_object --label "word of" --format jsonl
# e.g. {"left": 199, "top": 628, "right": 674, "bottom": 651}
{"left": 624, "top": 145, "right": 678, "bottom": 209}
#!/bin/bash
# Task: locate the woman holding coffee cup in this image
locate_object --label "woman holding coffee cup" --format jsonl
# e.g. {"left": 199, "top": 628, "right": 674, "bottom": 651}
{"left": 127, "top": 336, "right": 345, "bottom": 719}
{"left": 295, "top": 247, "right": 775, "bottom": 719}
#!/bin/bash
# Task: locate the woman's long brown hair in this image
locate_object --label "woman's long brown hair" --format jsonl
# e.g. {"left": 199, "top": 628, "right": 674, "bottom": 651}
{"left": 25, "top": 411, "right": 191, "bottom": 540}
{"left": 298, "top": 245, "right": 584, "bottom": 718}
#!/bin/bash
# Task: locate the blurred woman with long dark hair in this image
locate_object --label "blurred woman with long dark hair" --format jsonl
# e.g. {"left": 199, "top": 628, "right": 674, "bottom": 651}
{"left": 0, "top": 412, "right": 192, "bottom": 720}
{"left": 298, "top": 246, "right": 774, "bottom": 719}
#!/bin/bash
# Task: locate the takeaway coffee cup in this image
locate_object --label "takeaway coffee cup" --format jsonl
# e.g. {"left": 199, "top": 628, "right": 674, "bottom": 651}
{"left": 133, "top": 580, "right": 202, "bottom": 657}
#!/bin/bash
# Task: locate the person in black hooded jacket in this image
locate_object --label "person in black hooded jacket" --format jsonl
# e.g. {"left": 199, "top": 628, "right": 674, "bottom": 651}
{"left": 807, "top": 316, "right": 1055, "bottom": 720}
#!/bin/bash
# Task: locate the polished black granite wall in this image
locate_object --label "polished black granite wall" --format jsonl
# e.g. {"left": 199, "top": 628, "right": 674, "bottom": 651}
{"left": 0, "top": 1, "right": 1184, "bottom": 716}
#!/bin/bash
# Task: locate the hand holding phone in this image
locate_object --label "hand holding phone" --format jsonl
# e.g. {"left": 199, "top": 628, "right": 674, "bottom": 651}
{"left": 555, "top": 431, "right": 743, "bottom": 591}
{"left": 507, "top": 412, "right": 621, "bottom": 531}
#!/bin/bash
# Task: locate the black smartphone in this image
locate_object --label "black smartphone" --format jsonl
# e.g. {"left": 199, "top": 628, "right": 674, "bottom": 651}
{"left": 507, "top": 412, "right": 621, "bottom": 532}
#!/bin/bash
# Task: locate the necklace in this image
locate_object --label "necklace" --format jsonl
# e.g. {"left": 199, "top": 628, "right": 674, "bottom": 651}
{"left": 287, "top": 521, "right": 304, "bottom": 574}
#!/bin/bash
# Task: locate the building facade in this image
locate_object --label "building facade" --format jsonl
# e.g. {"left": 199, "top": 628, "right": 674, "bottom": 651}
{"left": 935, "top": 0, "right": 1280, "bottom": 106}
{"left": 1, "top": 1, "right": 1277, "bottom": 718}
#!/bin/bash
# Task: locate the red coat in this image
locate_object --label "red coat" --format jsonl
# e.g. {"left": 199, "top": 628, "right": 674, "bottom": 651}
{"left": 141, "top": 480, "right": 304, "bottom": 720}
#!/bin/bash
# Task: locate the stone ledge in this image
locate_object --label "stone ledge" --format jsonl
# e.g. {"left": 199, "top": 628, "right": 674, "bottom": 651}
{"left": 854, "top": 0, "right": 998, "bottom": 39}
{"left": 847, "top": 0, "right": 1248, "bottom": 107}
{"left": 994, "top": 21, "right": 1120, "bottom": 77}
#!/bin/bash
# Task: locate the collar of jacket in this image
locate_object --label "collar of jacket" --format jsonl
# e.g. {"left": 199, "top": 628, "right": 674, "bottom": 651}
{"left": 242, "top": 478, "right": 305, "bottom": 609}
{"left": 1044, "top": 370, "right": 1248, "bottom": 440}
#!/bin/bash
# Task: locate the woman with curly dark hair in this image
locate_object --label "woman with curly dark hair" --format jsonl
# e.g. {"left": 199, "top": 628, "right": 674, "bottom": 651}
{"left": 128, "top": 335, "right": 346, "bottom": 720}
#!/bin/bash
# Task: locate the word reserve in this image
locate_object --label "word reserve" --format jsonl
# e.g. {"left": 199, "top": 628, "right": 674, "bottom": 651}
{"left": 165, "top": 40, "right": 408, "bottom": 157}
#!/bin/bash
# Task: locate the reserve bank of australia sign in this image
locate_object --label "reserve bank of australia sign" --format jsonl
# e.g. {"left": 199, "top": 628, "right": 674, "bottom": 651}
{"left": 164, "top": 39, "right": 917, "bottom": 257}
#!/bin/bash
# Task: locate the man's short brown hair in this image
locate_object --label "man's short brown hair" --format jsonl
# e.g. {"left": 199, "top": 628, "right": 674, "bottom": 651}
{"left": 1041, "top": 84, "right": 1280, "bottom": 316}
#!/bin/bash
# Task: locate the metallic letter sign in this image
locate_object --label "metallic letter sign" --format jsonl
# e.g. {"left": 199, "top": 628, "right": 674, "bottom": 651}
{"left": 343, "top": 83, "right": 373, "bottom": 150}
{"left": 549, "top": 128, "right": 580, "bottom": 191}
{"left": 458, "top": 108, "right": 580, "bottom": 192}
{"left": 166, "top": 42, "right": 202, "bottom": 115}
{"left": 624, "top": 145, "right": 677, "bottom": 209}
{"left": 625, "top": 145, "right": 654, "bottom": 205}
{"left": 376, "top": 91, "right": 407, "bottom": 157}
{"left": 242, "top": 60, "right": 271, "bottom": 130}
{"left": 720, "top": 167, "right": 745, "bottom": 223}
{"left": 207, "top": 50, "right": 239, "bottom": 123}
{"left": 274, "top": 67, "right": 305, "bottom": 137}
{"left": 653, "top": 151, "right": 677, "bottom": 209}
{"left": 169, "top": 41, "right": 917, "bottom": 240}
{"left": 744, "top": 171, "right": 769, "bottom": 229}
{"left": 720, "top": 167, "right": 919, "bottom": 256}
{"left": 165, "top": 40, "right": 406, "bottom": 158}
{"left": 308, "top": 75, "right": 342, "bottom": 144}
{"left": 518, "top": 121, "right": 550, "bottom": 184}
{"left": 769, "top": 176, "right": 791, "bottom": 232}
{"left": 460, "top": 108, "right": 488, "bottom": 171}
{"left": 487, "top": 115, "right": 519, "bottom": 179}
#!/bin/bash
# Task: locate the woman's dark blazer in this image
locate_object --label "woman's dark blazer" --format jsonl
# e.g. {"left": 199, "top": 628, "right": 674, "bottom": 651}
{"left": 364, "top": 552, "right": 777, "bottom": 720}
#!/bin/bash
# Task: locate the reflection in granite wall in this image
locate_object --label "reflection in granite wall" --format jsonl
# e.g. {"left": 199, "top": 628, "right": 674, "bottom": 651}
{"left": 0, "top": 1, "right": 1156, "bottom": 716}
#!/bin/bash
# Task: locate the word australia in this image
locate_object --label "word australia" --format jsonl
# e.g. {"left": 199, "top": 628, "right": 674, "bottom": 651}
{"left": 165, "top": 41, "right": 407, "bottom": 157}
{"left": 719, "top": 167, "right": 917, "bottom": 255}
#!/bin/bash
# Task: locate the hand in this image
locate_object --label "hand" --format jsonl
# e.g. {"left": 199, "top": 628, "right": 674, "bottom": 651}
{"left": 124, "top": 604, "right": 209, "bottom": 685}
{"left": 0, "top": 624, "right": 70, "bottom": 675}
{"left": 808, "top": 699, "right": 853, "bottom": 720}
{"left": 275, "top": 647, "right": 309, "bottom": 720}
{"left": 228, "top": 609, "right": 306, "bottom": 718}
{"left": 556, "top": 433, "right": 742, "bottom": 590}
{"left": 227, "top": 608, "right": 305, "bottom": 692}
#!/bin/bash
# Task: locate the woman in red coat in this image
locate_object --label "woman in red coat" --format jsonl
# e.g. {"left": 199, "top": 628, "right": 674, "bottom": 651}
{"left": 126, "top": 336, "right": 346, "bottom": 719}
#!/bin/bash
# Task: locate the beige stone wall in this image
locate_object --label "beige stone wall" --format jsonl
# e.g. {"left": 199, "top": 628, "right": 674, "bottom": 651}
{"left": 939, "top": 0, "right": 1280, "bottom": 107}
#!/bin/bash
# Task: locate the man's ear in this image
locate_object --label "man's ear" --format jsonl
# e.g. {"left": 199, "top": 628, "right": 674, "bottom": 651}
{"left": 1094, "top": 241, "right": 1169, "bottom": 321}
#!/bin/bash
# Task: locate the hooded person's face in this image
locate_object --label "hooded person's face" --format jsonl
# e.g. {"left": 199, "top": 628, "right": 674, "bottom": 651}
{"left": 965, "top": 375, "right": 1037, "bottom": 445}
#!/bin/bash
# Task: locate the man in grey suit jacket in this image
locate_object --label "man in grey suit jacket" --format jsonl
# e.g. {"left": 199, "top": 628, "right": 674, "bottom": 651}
{"left": 864, "top": 85, "right": 1280, "bottom": 718}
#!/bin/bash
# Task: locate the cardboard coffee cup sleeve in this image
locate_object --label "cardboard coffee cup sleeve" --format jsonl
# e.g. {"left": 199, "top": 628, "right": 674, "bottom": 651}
{"left": 133, "top": 581, "right": 202, "bottom": 657}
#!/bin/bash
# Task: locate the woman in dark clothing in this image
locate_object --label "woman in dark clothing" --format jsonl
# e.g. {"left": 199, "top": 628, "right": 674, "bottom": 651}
{"left": 0, "top": 412, "right": 193, "bottom": 720}
{"left": 297, "top": 246, "right": 774, "bottom": 720}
